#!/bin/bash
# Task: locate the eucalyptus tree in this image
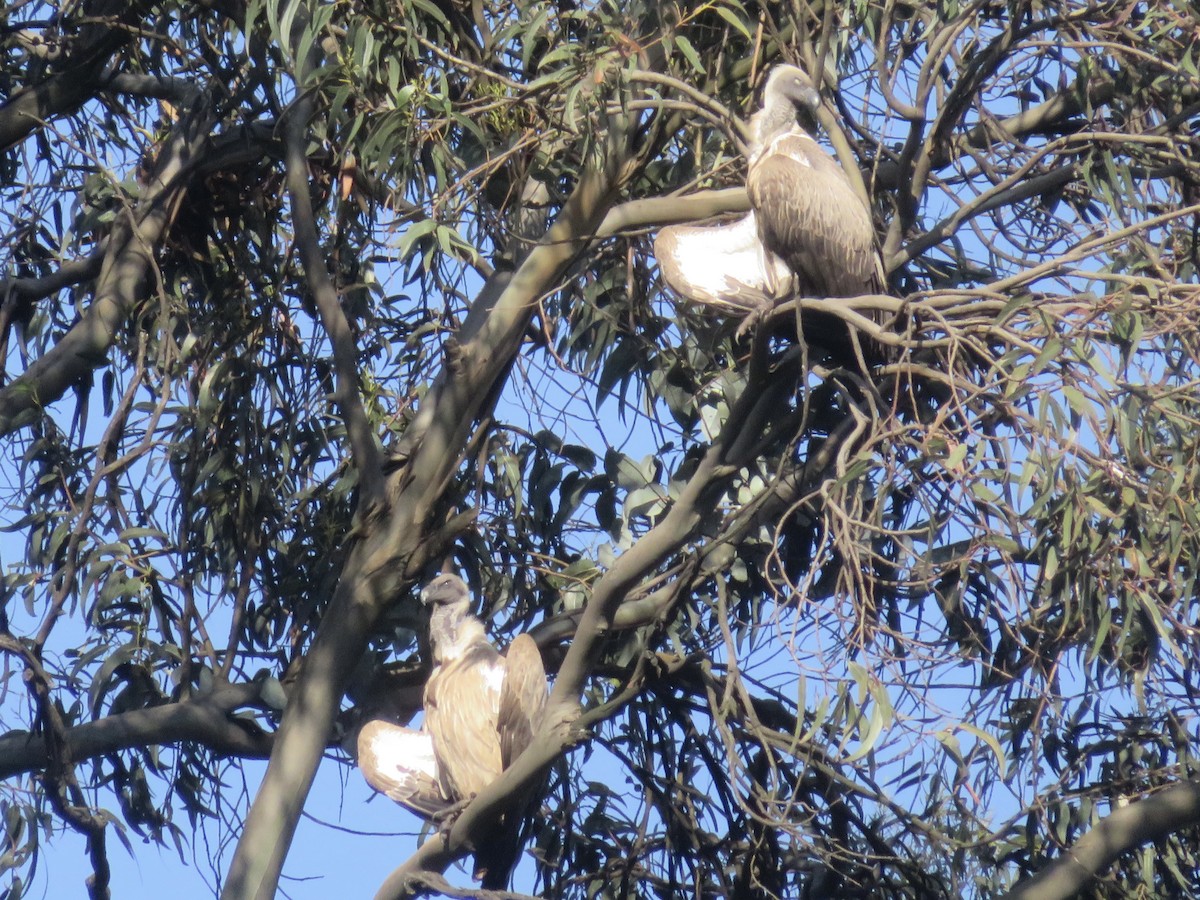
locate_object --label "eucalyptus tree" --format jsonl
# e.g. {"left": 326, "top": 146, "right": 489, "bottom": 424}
{"left": 1, "top": 1, "right": 1199, "bottom": 899}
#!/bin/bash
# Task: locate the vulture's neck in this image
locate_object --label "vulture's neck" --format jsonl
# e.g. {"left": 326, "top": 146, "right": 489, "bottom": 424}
{"left": 429, "top": 604, "right": 487, "bottom": 663}
{"left": 751, "top": 93, "right": 802, "bottom": 155}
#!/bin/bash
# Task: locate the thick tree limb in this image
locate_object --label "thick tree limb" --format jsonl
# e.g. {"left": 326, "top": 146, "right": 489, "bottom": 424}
{"left": 222, "top": 125, "right": 628, "bottom": 900}
{"left": 1001, "top": 782, "right": 1200, "bottom": 900}
{"left": 0, "top": 0, "right": 145, "bottom": 153}
{"left": 595, "top": 188, "right": 750, "bottom": 238}
{"left": 0, "top": 253, "right": 104, "bottom": 306}
{"left": 100, "top": 72, "right": 201, "bottom": 104}
{"left": 0, "top": 681, "right": 272, "bottom": 779}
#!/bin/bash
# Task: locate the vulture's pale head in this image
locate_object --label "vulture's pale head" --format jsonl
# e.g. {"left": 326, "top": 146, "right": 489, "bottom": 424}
{"left": 420, "top": 573, "right": 472, "bottom": 615}
{"left": 421, "top": 573, "right": 485, "bottom": 662}
{"left": 751, "top": 64, "right": 822, "bottom": 152}
{"left": 763, "top": 64, "right": 820, "bottom": 115}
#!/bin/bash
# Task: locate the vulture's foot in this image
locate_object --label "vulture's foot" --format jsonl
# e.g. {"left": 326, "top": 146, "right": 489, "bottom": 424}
{"left": 431, "top": 797, "right": 471, "bottom": 829}
{"left": 735, "top": 303, "right": 776, "bottom": 340}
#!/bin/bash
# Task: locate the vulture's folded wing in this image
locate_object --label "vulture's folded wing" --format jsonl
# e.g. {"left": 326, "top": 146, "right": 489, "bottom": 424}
{"left": 498, "top": 633, "right": 548, "bottom": 767}
{"left": 425, "top": 643, "right": 505, "bottom": 799}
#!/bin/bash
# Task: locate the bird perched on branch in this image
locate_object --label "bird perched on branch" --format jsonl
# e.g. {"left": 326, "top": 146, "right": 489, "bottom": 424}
{"left": 746, "top": 65, "right": 884, "bottom": 303}
{"left": 358, "top": 573, "right": 547, "bottom": 888}
{"left": 421, "top": 573, "right": 547, "bottom": 804}
{"left": 655, "top": 64, "right": 889, "bottom": 364}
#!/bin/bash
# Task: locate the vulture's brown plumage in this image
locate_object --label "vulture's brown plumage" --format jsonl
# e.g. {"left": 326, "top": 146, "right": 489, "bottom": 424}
{"left": 746, "top": 65, "right": 884, "bottom": 301}
{"left": 654, "top": 64, "right": 888, "bottom": 362}
{"left": 420, "top": 573, "right": 548, "bottom": 887}
{"left": 353, "top": 574, "right": 548, "bottom": 887}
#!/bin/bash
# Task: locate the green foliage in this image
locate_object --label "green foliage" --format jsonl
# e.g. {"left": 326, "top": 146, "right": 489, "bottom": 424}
{"left": 1, "top": 0, "right": 1199, "bottom": 898}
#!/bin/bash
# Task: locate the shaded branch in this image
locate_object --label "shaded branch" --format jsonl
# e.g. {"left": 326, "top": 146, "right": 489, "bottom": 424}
{"left": 1001, "top": 781, "right": 1200, "bottom": 900}
{"left": 874, "top": 68, "right": 1121, "bottom": 194}
{"left": 0, "top": 681, "right": 273, "bottom": 779}
{"left": 100, "top": 72, "right": 201, "bottom": 104}
{"left": 0, "top": 100, "right": 215, "bottom": 436}
{"left": 283, "top": 90, "right": 386, "bottom": 504}
{"left": 532, "top": 396, "right": 859, "bottom": 644}
{"left": 0, "top": 252, "right": 104, "bottom": 306}
{"left": 595, "top": 188, "right": 749, "bottom": 238}
{"left": 0, "top": 0, "right": 145, "bottom": 152}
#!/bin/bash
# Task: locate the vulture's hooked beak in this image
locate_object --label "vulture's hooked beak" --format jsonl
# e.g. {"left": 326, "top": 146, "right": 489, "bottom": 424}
{"left": 792, "top": 85, "right": 820, "bottom": 114}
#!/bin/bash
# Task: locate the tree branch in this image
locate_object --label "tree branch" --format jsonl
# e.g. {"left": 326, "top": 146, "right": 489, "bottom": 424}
{"left": 0, "top": 252, "right": 104, "bottom": 306}
{"left": 874, "top": 68, "right": 1121, "bottom": 194}
{"left": 0, "top": 0, "right": 145, "bottom": 153}
{"left": 100, "top": 72, "right": 201, "bottom": 104}
{"left": 282, "top": 90, "right": 386, "bottom": 504}
{"left": 529, "top": 405, "right": 849, "bottom": 643}
{"left": 595, "top": 188, "right": 749, "bottom": 238}
{"left": 1001, "top": 782, "right": 1200, "bottom": 900}
{"left": 0, "top": 681, "right": 272, "bottom": 779}
{"left": 0, "top": 100, "right": 215, "bottom": 436}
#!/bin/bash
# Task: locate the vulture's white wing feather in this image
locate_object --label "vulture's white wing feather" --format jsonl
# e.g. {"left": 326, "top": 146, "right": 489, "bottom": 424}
{"left": 356, "top": 721, "right": 450, "bottom": 818}
{"left": 654, "top": 213, "right": 792, "bottom": 313}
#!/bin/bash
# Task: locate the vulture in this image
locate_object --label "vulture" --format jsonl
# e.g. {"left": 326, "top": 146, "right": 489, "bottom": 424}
{"left": 421, "top": 573, "right": 548, "bottom": 801}
{"left": 747, "top": 65, "right": 884, "bottom": 300}
{"left": 654, "top": 64, "right": 887, "bottom": 362}
{"left": 356, "top": 574, "right": 547, "bottom": 886}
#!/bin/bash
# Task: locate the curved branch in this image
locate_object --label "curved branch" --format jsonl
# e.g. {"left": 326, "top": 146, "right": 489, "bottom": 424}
{"left": 283, "top": 91, "right": 385, "bottom": 503}
{"left": 0, "top": 253, "right": 104, "bottom": 306}
{"left": 0, "top": 0, "right": 146, "bottom": 153}
{"left": 100, "top": 72, "right": 201, "bottom": 104}
{"left": 874, "top": 69, "right": 1121, "bottom": 194}
{"left": 1001, "top": 782, "right": 1200, "bottom": 900}
{"left": 596, "top": 188, "right": 749, "bottom": 237}
{"left": 529, "top": 406, "right": 851, "bottom": 644}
